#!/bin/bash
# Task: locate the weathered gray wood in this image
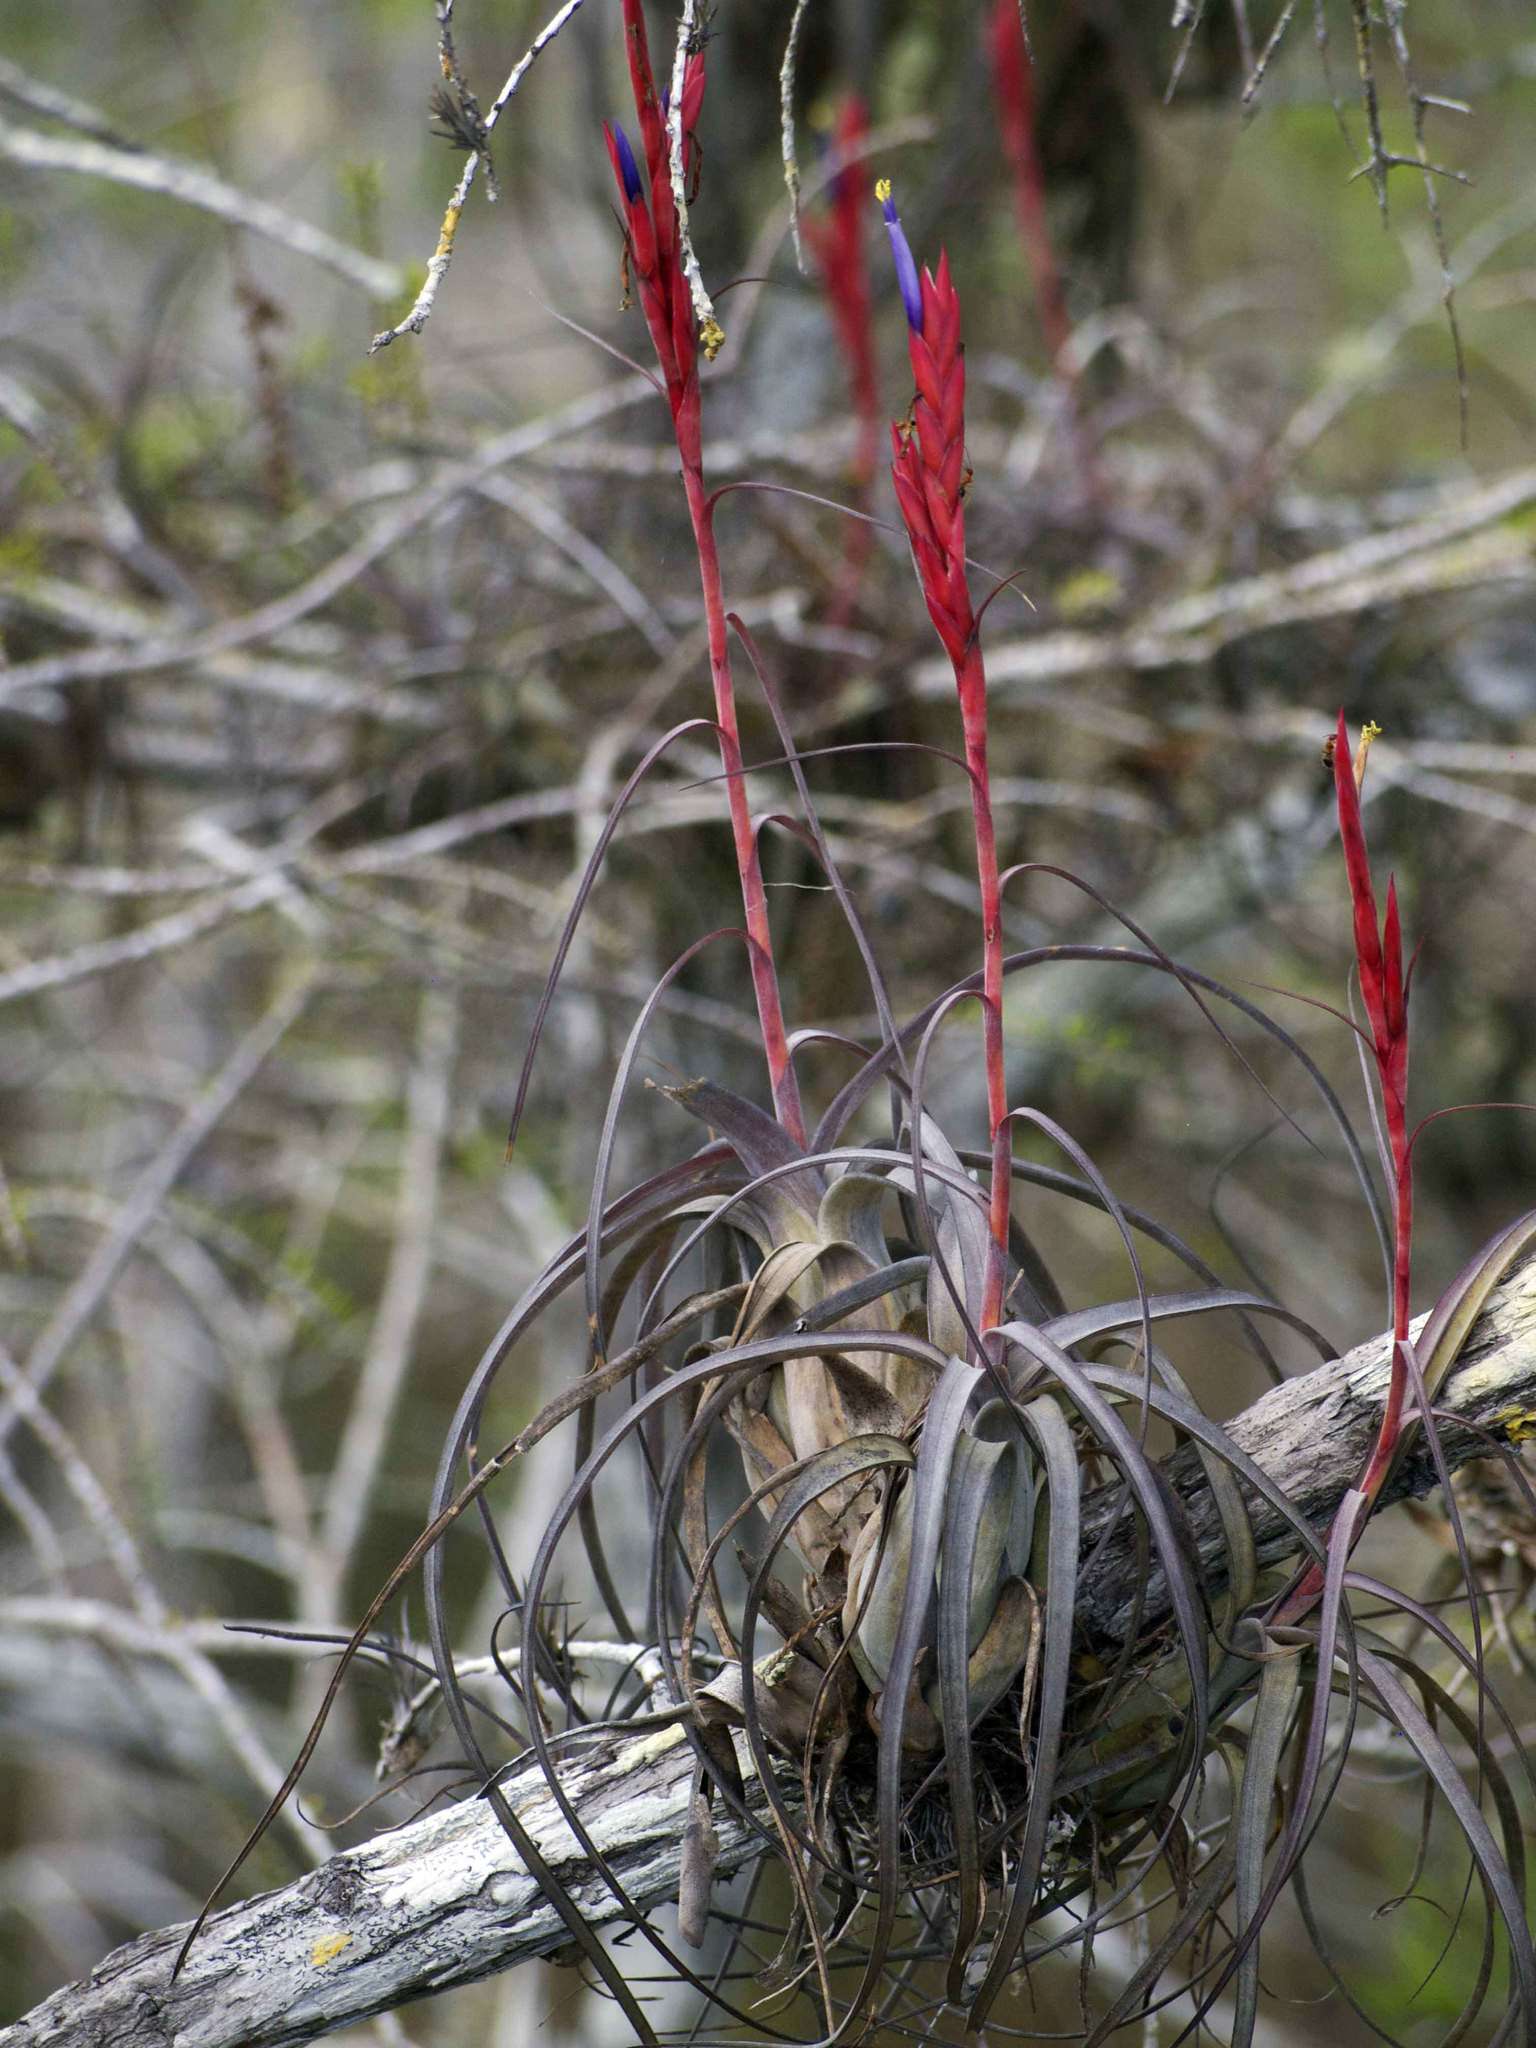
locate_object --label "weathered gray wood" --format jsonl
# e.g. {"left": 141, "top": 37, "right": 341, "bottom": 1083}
{"left": 0, "top": 1718, "right": 763, "bottom": 2048}
{"left": 1077, "top": 1250, "right": 1536, "bottom": 1642}
{"left": 6, "top": 1252, "right": 1534, "bottom": 2048}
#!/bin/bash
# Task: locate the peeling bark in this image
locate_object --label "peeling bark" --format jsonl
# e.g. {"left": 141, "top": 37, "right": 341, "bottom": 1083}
{"left": 6, "top": 1254, "right": 1534, "bottom": 2048}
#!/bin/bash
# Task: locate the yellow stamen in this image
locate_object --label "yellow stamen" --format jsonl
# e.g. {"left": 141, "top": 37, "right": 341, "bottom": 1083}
{"left": 1353, "top": 719, "right": 1383, "bottom": 792}
{"left": 875, "top": 177, "right": 892, "bottom": 203}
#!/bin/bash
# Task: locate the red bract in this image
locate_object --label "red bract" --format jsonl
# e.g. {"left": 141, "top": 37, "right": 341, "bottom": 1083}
{"left": 1332, "top": 714, "right": 1410, "bottom": 1227}
{"left": 887, "top": 247, "right": 974, "bottom": 668}
{"left": 604, "top": 24, "right": 707, "bottom": 418}
{"left": 1280, "top": 715, "right": 1413, "bottom": 1620}
{"left": 880, "top": 184, "right": 1008, "bottom": 1330}
{"left": 1332, "top": 712, "right": 1413, "bottom": 1480}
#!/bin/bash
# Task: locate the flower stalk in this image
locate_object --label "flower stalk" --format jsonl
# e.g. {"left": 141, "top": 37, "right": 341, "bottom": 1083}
{"left": 1279, "top": 714, "right": 1409, "bottom": 1619}
{"left": 987, "top": 0, "right": 1101, "bottom": 500}
{"left": 1332, "top": 714, "right": 1412, "bottom": 1492}
{"left": 604, "top": 0, "right": 804, "bottom": 1143}
{"left": 879, "top": 181, "right": 1010, "bottom": 1328}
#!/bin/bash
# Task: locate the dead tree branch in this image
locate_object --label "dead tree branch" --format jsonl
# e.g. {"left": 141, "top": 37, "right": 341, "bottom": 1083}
{"left": 4, "top": 1253, "right": 1534, "bottom": 2048}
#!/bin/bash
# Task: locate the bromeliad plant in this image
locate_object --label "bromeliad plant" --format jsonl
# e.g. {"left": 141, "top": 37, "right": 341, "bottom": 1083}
{"left": 189, "top": 16, "right": 1536, "bottom": 2045}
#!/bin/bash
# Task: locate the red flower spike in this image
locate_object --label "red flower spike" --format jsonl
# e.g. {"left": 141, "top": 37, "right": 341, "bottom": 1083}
{"left": 804, "top": 101, "right": 878, "bottom": 429}
{"left": 604, "top": 126, "right": 659, "bottom": 281}
{"left": 1331, "top": 709, "right": 1386, "bottom": 1047}
{"left": 598, "top": 0, "right": 804, "bottom": 1144}
{"left": 989, "top": 0, "right": 1031, "bottom": 161}
{"left": 680, "top": 51, "right": 706, "bottom": 147}
{"left": 988, "top": 0, "right": 1076, "bottom": 371}
{"left": 1284, "top": 714, "right": 1415, "bottom": 1619}
{"left": 879, "top": 184, "right": 1008, "bottom": 1336}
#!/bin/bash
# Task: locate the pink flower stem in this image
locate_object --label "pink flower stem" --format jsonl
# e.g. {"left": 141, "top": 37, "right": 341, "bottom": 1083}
{"left": 680, "top": 432, "right": 806, "bottom": 1146}
{"left": 956, "top": 642, "right": 1010, "bottom": 1329}
{"left": 1355, "top": 1107, "right": 1413, "bottom": 1502}
{"left": 1275, "top": 718, "right": 1412, "bottom": 1624}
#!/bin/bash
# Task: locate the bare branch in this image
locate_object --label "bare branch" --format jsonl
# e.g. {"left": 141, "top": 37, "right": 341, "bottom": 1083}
{"left": 0, "top": 1712, "right": 761, "bottom": 2048}
{"left": 312, "top": 981, "right": 459, "bottom": 1626}
{"left": 0, "top": 116, "right": 403, "bottom": 299}
{"left": 368, "top": 0, "right": 590, "bottom": 353}
{"left": 6, "top": 1254, "right": 1534, "bottom": 2048}
{"left": 667, "top": 0, "right": 722, "bottom": 358}
{"left": 0, "top": 56, "right": 136, "bottom": 148}
{"left": 0, "top": 378, "right": 649, "bottom": 713}
{"left": 921, "top": 464, "right": 1536, "bottom": 696}
{"left": 0, "top": 970, "right": 317, "bottom": 1450}
{"left": 778, "top": 0, "right": 815, "bottom": 273}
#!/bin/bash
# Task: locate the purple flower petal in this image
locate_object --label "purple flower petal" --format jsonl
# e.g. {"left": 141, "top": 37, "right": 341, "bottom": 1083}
{"left": 611, "top": 122, "right": 644, "bottom": 203}
{"left": 877, "top": 181, "right": 923, "bottom": 334}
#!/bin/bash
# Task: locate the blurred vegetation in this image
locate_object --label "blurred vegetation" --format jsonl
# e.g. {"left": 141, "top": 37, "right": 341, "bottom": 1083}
{"left": 2, "top": 1, "right": 1536, "bottom": 2041}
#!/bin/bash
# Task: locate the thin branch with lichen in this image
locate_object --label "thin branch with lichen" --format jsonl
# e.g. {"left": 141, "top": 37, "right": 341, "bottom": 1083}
{"left": 778, "top": 0, "right": 814, "bottom": 274}
{"left": 368, "top": 0, "right": 590, "bottom": 353}
{"left": 667, "top": 0, "right": 724, "bottom": 360}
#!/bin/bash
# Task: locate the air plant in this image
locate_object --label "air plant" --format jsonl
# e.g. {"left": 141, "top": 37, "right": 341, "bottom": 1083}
{"left": 183, "top": 22, "right": 1536, "bottom": 2047}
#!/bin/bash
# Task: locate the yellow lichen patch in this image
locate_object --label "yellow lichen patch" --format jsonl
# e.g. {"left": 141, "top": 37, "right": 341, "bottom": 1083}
{"left": 311, "top": 1932, "right": 352, "bottom": 1968}
{"left": 431, "top": 201, "right": 463, "bottom": 267}
{"left": 1498, "top": 1404, "right": 1536, "bottom": 1444}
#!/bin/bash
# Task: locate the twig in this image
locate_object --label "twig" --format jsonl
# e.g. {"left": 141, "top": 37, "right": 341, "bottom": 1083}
{"left": 368, "top": 0, "right": 590, "bottom": 353}
{"left": 0, "top": 874, "right": 295, "bottom": 1008}
{"left": 472, "top": 474, "right": 675, "bottom": 658}
{"left": 312, "top": 982, "right": 459, "bottom": 1626}
{"left": 1380, "top": 0, "right": 1470, "bottom": 444}
{"left": 1241, "top": 0, "right": 1299, "bottom": 109}
{"left": 0, "top": 970, "right": 317, "bottom": 1450}
{"left": 917, "top": 465, "right": 1536, "bottom": 695}
{"left": 0, "top": 1338, "right": 165, "bottom": 1621}
{"left": 0, "top": 378, "right": 650, "bottom": 711}
{"left": 666, "top": 0, "right": 722, "bottom": 357}
{"left": 0, "top": 1441, "right": 66, "bottom": 1589}
{"left": 0, "top": 117, "right": 402, "bottom": 299}
{"left": 778, "top": 0, "right": 815, "bottom": 272}
{"left": 0, "top": 56, "right": 136, "bottom": 148}
{"left": 0, "top": 1603, "right": 333, "bottom": 1863}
